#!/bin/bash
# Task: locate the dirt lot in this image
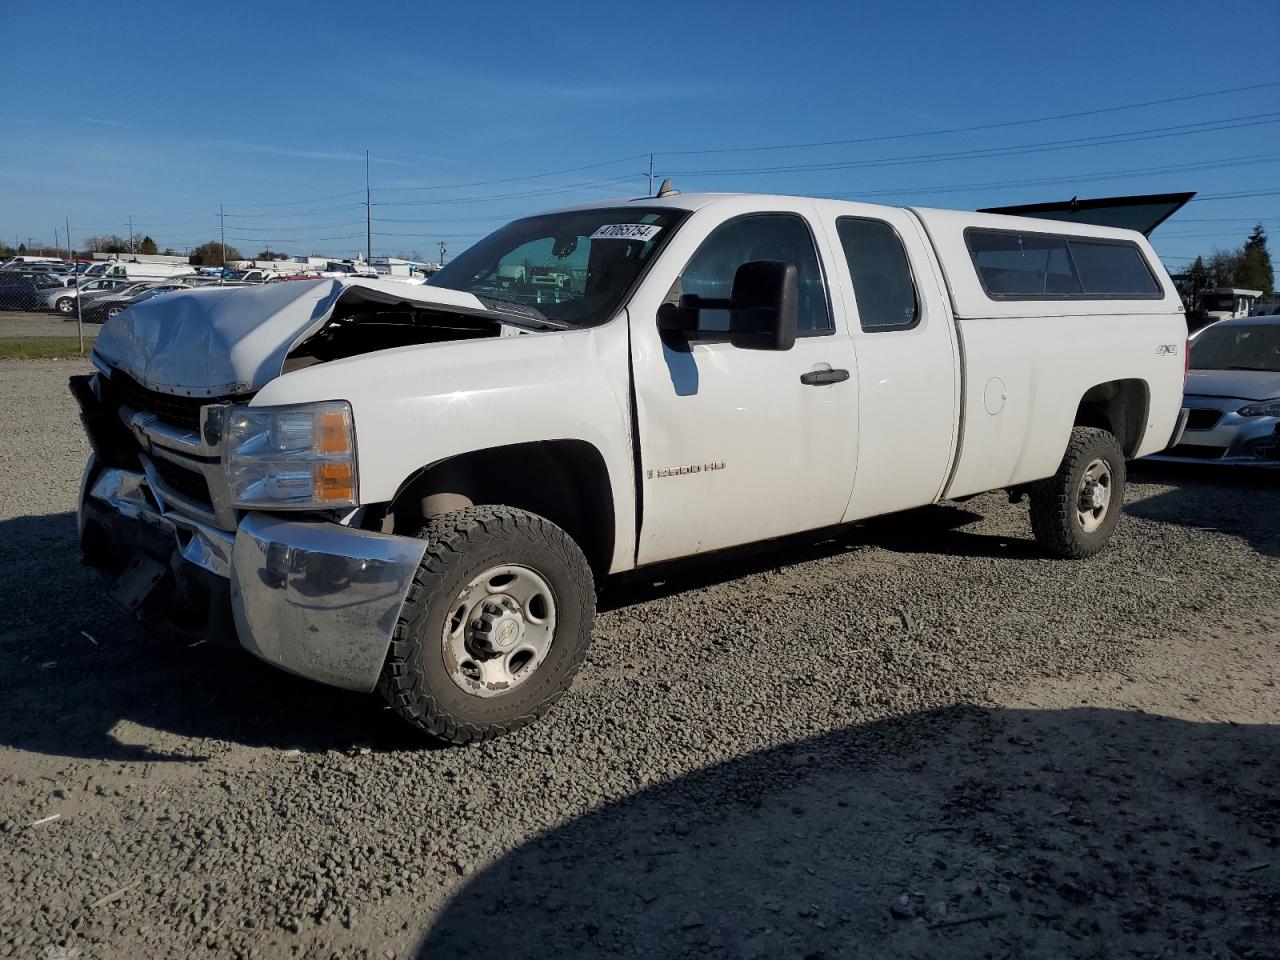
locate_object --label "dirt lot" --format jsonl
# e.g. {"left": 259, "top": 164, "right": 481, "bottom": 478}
{"left": 0, "top": 359, "right": 1276, "bottom": 959}
{"left": 0, "top": 310, "right": 98, "bottom": 341}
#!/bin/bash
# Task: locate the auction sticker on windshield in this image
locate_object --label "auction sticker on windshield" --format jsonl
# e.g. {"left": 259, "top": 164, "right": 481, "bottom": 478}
{"left": 590, "top": 224, "right": 663, "bottom": 241}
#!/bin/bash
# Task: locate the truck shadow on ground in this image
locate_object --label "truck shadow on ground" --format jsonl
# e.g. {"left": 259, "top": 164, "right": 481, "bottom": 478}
{"left": 0, "top": 511, "right": 428, "bottom": 762}
{"left": 415, "top": 705, "right": 1280, "bottom": 960}
{"left": 1128, "top": 462, "right": 1280, "bottom": 559}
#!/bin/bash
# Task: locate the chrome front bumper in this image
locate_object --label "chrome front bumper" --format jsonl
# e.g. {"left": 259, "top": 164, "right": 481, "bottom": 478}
{"left": 81, "top": 460, "right": 427, "bottom": 692}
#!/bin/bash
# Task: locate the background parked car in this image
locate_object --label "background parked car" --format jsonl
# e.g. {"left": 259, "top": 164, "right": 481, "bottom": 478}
{"left": 37, "top": 277, "right": 133, "bottom": 316}
{"left": 0, "top": 272, "right": 44, "bottom": 310}
{"left": 1151, "top": 316, "right": 1280, "bottom": 466}
{"left": 81, "top": 282, "right": 190, "bottom": 323}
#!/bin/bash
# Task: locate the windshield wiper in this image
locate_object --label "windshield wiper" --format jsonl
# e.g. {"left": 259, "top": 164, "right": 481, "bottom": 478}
{"left": 474, "top": 296, "right": 570, "bottom": 331}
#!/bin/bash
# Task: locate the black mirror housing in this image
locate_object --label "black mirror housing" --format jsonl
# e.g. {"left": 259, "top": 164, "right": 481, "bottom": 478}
{"left": 727, "top": 260, "right": 798, "bottom": 351}
{"left": 658, "top": 260, "right": 799, "bottom": 351}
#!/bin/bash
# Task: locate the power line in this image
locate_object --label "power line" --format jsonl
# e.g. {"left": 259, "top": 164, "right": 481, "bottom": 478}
{"left": 832, "top": 153, "right": 1280, "bottom": 202}
{"left": 660, "top": 112, "right": 1280, "bottom": 179}
{"left": 660, "top": 79, "right": 1280, "bottom": 157}
{"left": 1192, "top": 189, "right": 1280, "bottom": 201}
{"left": 223, "top": 190, "right": 367, "bottom": 209}
{"left": 224, "top": 204, "right": 367, "bottom": 220}
{"left": 226, "top": 234, "right": 366, "bottom": 244}
{"left": 375, "top": 154, "right": 649, "bottom": 192}
{"left": 375, "top": 174, "right": 644, "bottom": 207}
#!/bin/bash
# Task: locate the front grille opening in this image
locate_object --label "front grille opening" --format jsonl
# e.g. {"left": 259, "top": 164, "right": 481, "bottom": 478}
{"left": 105, "top": 372, "right": 210, "bottom": 432}
{"left": 1185, "top": 409, "right": 1224, "bottom": 431}
{"left": 151, "top": 457, "right": 213, "bottom": 507}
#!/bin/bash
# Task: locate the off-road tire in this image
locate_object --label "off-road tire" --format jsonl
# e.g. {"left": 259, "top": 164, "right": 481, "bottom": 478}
{"left": 1029, "top": 426, "right": 1126, "bottom": 559}
{"left": 377, "top": 506, "right": 595, "bottom": 744}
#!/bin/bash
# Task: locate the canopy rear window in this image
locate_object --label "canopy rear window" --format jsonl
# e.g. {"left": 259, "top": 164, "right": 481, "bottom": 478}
{"left": 965, "top": 228, "right": 1162, "bottom": 301}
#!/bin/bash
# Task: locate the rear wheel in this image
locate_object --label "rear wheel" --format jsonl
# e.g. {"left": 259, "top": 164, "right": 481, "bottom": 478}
{"left": 1029, "top": 427, "right": 1126, "bottom": 559}
{"left": 377, "top": 506, "right": 595, "bottom": 744}
{"left": 56, "top": 296, "right": 76, "bottom": 317}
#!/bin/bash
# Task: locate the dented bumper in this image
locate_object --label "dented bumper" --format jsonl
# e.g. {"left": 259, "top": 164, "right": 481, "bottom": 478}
{"left": 79, "top": 457, "right": 426, "bottom": 692}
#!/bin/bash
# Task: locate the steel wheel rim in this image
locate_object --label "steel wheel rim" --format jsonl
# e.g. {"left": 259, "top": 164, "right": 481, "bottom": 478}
{"left": 441, "top": 564, "right": 557, "bottom": 698}
{"left": 1077, "top": 458, "right": 1113, "bottom": 533}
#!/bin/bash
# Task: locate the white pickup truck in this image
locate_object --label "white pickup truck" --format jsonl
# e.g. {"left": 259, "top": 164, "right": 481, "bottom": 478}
{"left": 72, "top": 191, "right": 1188, "bottom": 743}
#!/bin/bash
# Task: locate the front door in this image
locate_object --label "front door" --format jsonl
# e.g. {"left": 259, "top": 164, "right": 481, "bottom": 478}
{"left": 629, "top": 202, "right": 858, "bottom": 565}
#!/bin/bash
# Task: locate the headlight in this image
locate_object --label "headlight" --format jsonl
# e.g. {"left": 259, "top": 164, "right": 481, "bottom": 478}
{"left": 1238, "top": 399, "right": 1280, "bottom": 417}
{"left": 225, "top": 401, "right": 357, "bottom": 509}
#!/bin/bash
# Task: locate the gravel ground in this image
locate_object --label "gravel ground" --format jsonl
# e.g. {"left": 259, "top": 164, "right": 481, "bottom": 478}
{"left": 0, "top": 359, "right": 1276, "bottom": 959}
{"left": 0, "top": 310, "right": 98, "bottom": 340}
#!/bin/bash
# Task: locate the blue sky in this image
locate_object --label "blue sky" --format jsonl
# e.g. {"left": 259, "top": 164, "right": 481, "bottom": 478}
{"left": 2, "top": 0, "right": 1277, "bottom": 270}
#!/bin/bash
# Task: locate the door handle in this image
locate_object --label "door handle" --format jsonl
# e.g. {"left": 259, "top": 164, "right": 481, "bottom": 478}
{"left": 800, "top": 368, "right": 850, "bottom": 386}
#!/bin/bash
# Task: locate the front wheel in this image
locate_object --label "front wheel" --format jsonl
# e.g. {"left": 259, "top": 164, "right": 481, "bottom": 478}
{"left": 56, "top": 296, "right": 76, "bottom": 317}
{"left": 378, "top": 506, "right": 595, "bottom": 744}
{"left": 1028, "top": 427, "right": 1126, "bottom": 559}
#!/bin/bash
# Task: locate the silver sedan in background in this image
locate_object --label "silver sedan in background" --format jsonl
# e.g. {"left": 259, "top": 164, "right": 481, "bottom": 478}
{"left": 36, "top": 277, "right": 133, "bottom": 316}
{"left": 1152, "top": 316, "right": 1280, "bottom": 465}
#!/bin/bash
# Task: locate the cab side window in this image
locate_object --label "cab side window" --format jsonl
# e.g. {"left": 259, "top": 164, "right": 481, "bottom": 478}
{"left": 836, "top": 217, "right": 920, "bottom": 332}
{"left": 679, "top": 213, "right": 832, "bottom": 335}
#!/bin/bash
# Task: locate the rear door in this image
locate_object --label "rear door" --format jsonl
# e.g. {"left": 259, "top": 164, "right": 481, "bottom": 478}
{"left": 814, "top": 202, "right": 960, "bottom": 520}
{"left": 628, "top": 199, "right": 859, "bottom": 564}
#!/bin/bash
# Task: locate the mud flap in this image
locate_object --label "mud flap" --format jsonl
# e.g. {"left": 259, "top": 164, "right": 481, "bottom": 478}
{"left": 110, "top": 554, "right": 167, "bottom": 613}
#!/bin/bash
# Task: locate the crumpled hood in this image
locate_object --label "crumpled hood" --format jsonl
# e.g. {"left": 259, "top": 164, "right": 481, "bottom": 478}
{"left": 1185, "top": 368, "right": 1280, "bottom": 402}
{"left": 91, "top": 278, "right": 499, "bottom": 397}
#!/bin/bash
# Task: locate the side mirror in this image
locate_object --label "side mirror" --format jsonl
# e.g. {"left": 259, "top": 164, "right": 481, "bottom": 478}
{"left": 726, "top": 260, "right": 797, "bottom": 351}
{"left": 656, "top": 260, "right": 798, "bottom": 351}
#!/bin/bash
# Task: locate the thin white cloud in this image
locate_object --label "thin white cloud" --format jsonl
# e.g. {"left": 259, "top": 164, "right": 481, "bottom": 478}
{"left": 522, "top": 80, "right": 733, "bottom": 102}
{"left": 81, "top": 117, "right": 130, "bottom": 128}
{"left": 201, "top": 139, "right": 420, "bottom": 167}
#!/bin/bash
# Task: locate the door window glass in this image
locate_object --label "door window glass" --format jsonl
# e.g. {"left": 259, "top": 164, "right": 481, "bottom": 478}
{"left": 835, "top": 218, "right": 920, "bottom": 331}
{"left": 679, "top": 214, "right": 832, "bottom": 334}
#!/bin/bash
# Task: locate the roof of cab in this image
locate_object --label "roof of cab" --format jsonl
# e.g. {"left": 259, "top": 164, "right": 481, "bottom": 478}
{"left": 543, "top": 192, "right": 1180, "bottom": 318}
{"left": 548, "top": 192, "right": 1160, "bottom": 242}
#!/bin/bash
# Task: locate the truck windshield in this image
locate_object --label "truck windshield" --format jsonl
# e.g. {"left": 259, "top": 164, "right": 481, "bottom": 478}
{"left": 1190, "top": 323, "right": 1280, "bottom": 372}
{"left": 429, "top": 207, "right": 688, "bottom": 328}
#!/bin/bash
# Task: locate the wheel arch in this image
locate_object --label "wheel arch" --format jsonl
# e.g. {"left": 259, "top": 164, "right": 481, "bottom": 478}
{"left": 1074, "top": 378, "right": 1150, "bottom": 458}
{"left": 380, "top": 439, "right": 616, "bottom": 579}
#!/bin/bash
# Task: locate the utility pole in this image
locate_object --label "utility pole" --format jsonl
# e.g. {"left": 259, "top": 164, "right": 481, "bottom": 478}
{"left": 127, "top": 216, "right": 134, "bottom": 255}
{"left": 219, "top": 204, "right": 226, "bottom": 284}
{"left": 648, "top": 154, "right": 654, "bottom": 196}
{"left": 365, "top": 149, "right": 372, "bottom": 265}
{"left": 54, "top": 226, "right": 60, "bottom": 255}
{"left": 438, "top": 240, "right": 447, "bottom": 266}
{"left": 68, "top": 216, "right": 83, "bottom": 357}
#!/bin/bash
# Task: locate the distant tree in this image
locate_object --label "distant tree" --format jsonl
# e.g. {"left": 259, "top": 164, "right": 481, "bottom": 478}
{"left": 84, "top": 234, "right": 130, "bottom": 254}
{"left": 17, "top": 243, "right": 26, "bottom": 254}
{"left": 162, "top": 248, "right": 175, "bottom": 256}
{"left": 1237, "top": 224, "right": 1274, "bottom": 295}
{"left": 1205, "top": 248, "right": 1243, "bottom": 288}
{"left": 137, "top": 235, "right": 159, "bottom": 255}
{"left": 0, "top": 242, "right": 14, "bottom": 258}
{"left": 255, "top": 249, "right": 289, "bottom": 261}
{"left": 189, "top": 241, "right": 241, "bottom": 267}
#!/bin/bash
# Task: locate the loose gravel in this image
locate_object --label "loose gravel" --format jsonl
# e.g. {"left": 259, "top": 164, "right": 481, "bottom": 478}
{"left": 0, "top": 358, "right": 1276, "bottom": 959}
